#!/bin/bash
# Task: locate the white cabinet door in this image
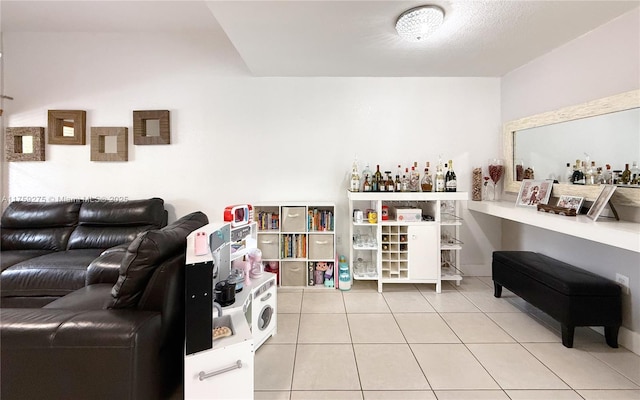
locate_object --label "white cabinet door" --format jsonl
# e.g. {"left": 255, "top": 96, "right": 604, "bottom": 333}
{"left": 407, "top": 225, "right": 439, "bottom": 280}
{"left": 184, "top": 340, "right": 253, "bottom": 400}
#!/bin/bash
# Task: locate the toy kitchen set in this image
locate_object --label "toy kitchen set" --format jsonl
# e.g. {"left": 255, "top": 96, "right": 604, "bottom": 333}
{"left": 184, "top": 204, "right": 277, "bottom": 400}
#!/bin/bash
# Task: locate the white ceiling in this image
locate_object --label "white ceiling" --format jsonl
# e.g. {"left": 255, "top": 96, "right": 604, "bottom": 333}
{"left": 2, "top": 0, "right": 638, "bottom": 77}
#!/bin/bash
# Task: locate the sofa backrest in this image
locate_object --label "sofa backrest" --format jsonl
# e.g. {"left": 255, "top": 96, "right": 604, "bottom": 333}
{"left": 67, "top": 198, "right": 167, "bottom": 250}
{"left": 109, "top": 211, "right": 208, "bottom": 309}
{"left": 1, "top": 202, "right": 81, "bottom": 251}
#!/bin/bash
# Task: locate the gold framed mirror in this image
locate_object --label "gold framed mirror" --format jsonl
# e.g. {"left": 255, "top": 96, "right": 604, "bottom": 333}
{"left": 503, "top": 90, "right": 640, "bottom": 204}
{"left": 48, "top": 110, "right": 86, "bottom": 145}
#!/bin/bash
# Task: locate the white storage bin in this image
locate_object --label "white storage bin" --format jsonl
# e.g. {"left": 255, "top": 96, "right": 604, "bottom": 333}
{"left": 308, "top": 234, "right": 334, "bottom": 260}
{"left": 281, "top": 207, "right": 307, "bottom": 232}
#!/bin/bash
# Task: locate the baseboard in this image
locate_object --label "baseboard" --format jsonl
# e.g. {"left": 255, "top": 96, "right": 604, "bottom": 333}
{"left": 461, "top": 263, "right": 491, "bottom": 277}
{"left": 590, "top": 326, "right": 639, "bottom": 355}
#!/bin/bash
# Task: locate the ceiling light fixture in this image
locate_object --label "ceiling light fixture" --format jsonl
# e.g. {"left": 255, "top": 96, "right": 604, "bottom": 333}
{"left": 395, "top": 5, "right": 445, "bottom": 43}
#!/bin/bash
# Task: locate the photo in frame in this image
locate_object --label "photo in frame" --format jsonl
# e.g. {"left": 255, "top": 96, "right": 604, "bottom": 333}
{"left": 515, "top": 179, "right": 553, "bottom": 207}
{"left": 556, "top": 195, "right": 584, "bottom": 212}
{"left": 587, "top": 185, "right": 618, "bottom": 221}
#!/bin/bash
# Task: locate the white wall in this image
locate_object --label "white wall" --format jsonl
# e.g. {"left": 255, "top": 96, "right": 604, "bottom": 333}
{"left": 1, "top": 31, "right": 501, "bottom": 271}
{"left": 499, "top": 9, "right": 640, "bottom": 343}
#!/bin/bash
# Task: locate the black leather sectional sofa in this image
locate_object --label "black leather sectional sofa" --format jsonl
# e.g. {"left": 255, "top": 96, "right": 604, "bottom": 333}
{"left": 0, "top": 199, "right": 208, "bottom": 399}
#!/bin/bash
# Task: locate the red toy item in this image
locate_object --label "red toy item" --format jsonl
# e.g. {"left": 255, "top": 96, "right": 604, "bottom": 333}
{"left": 223, "top": 204, "right": 253, "bottom": 227}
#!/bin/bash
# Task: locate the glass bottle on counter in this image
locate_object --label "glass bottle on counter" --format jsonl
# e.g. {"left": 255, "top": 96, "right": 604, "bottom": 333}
{"left": 349, "top": 158, "right": 360, "bottom": 192}
{"left": 385, "top": 172, "right": 395, "bottom": 192}
{"left": 363, "top": 175, "right": 371, "bottom": 192}
{"left": 585, "top": 161, "right": 597, "bottom": 185}
{"left": 603, "top": 164, "right": 613, "bottom": 184}
{"left": 435, "top": 162, "right": 445, "bottom": 192}
{"left": 374, "top": 165, "right": 384, "bottom": 192}
{"left": 445, "top": 160, "right": 457, "bottom": 192}
{"left": 362, "top": 163, "right": 372, "bottom": 191}
{"left": 630, "top": 161, "right": 640, "bottom": 184}
{"left": 401, "top": 168, "right": 410, "bottom": 192}
{"left": 564, "top": 162, "right": 573, "bottom": 183}
{"left": 395, "top": 173, "right": 402, "bottom": 192}
{"left": 421, "top": 162, "right": 433, "bottom": 192}
{"left": 621, "top": 163, "right": 631, "bottom": 184}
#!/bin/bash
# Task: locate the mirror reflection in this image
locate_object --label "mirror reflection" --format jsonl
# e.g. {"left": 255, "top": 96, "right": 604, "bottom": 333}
{"left": 15, "top": 136, "right": 34, "bottom": 154}
{"left": 514, "top": 108, "right": 640, "bottom": 183}
{"left": 103, "top": 136, "right": 118, "bottom": 154}
{"left": 145, "top": 119, "right": 161, "bottom": 137}
{"left": 62, "top": 120, "right": 75, "bottom": 137}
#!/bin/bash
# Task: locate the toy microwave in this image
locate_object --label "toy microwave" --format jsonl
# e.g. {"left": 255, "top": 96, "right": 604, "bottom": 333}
{"left": 224, "top": 204, "right": 253, "bottom": 227}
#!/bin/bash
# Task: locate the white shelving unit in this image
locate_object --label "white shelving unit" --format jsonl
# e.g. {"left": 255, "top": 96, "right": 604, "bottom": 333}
{"left": 254, "top": 202, "right": 336, "bottom": 288}
{"left": 347, "top": 191, "right": 468, "bottom": 293}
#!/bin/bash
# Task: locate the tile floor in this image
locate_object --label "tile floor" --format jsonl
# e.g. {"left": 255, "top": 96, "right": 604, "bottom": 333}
{"left": 254, "top": 277, "right": 640, "bottom": 400}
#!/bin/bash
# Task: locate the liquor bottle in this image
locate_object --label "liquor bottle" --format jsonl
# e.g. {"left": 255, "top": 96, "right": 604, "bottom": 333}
{"left": 374, "top": 165, "right": 384, "bottom": 192}
{"left": 445, "top": 160, "right": 457, "bottom": 192}
{"left": 621, "top": 163, "right": 631, "bottom": 184}
{"left": 585, "top": 161, "right": 596, "bottom": 185}
{"left": 395, "top": 173, "right": 402, "bottom": 192}
{"left": 363, "top": 175, "right": 371, "bottom": 192}
{"left": 409, "top": 163, "right": 420, "bottom": 192}
{"left": 595, "top": 167, "right": 604, "bottom": 184}
{"left": 603, "top": 164, "right": 613, "bottom": 184}
{"left": 435, "top": 162, "right": 445, "bottom": 192}
{"left": 630, "top": 161, "right": 640, "bottom": 184}
{"left": 362, "top": 163, "right": 372, "bottom": 191}
{"left": 564, "top": 162, "right": 573, "bottom": 183}
{"left": 421, "top": 162, "right": 433, "bottom": 192}
{"left": 571, "top": 159, "right": 584, "bottom": 184}
{"left": 385, "top": 172, "right": 395, "bottom": 192}
{"left": 401, "top": 168, "right": 409, "bottom": 192}
{"left": 349, "top": 158, "right": 360, "bottom": 192}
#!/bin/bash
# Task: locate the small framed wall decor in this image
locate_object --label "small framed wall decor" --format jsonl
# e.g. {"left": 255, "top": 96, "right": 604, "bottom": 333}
{"left": 556, "top": 195, "right": 584, "bottom": 212}
{"left": 5, "top": 127, "right": 45, "bottom": 161}
{"left": 48, "top": 110, "right": 86, "bottom": 145}
{"left": 516, "top": 179, "right": 553, "bottom": 207}
{"left": 587, "top": 185, "right": 618, "bottom": 221}
{"left": 91, "top": 127, "right": 128, "bottom": 162}
{"left": 133, "top": 110, "right": 170, "bottom": 145}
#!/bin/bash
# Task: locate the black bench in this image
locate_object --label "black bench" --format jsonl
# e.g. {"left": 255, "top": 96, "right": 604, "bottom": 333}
{"left": 492, "top": 251, "right": 621, "bottom": 348}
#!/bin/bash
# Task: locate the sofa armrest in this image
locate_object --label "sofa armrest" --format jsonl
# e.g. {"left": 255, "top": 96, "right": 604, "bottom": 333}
{"left": 86, "top": 249, "right": 125, "bottom": 285}
{"left": 1, "top": 308, "right": 162, "bottom": 400}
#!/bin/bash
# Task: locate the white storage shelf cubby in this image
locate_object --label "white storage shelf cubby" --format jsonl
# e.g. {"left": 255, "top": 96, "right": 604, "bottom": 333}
{"left": 347, "top": 191, "right": 467, "bottom": 293}
{"left": 254, "top": 202, "right": 336, "bottom": 288}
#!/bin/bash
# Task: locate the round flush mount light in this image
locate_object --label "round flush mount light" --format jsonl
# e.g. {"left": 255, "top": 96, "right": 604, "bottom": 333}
{"left": 395, "top": 5, "right": 445, "bottom": 43}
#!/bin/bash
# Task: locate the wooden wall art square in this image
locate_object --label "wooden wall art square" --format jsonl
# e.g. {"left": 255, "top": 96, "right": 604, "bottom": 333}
{"left": 6, "top": 127, "right": 45, "bottom": 161}
{"left": 91, "top": 127, "right": 128, "bottom": 162}
{"left": 133, "top": 110, "right": 170, "bottom": 145}
{"left": 48, "top": 110, "right": 86, "bottom": 145}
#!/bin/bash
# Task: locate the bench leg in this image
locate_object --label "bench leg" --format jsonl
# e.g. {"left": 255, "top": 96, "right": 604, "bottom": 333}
{"left": 605, "top": 326, "right": 619, "bottom": 348}
{"left": 493, "top": 283, "right": 502, "bottom": 298}
{"left": 561, "top": 325, "right": 574, "bottom": 348}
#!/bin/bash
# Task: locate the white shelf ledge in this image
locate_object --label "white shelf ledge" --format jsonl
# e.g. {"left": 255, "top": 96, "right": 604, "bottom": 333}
{"left": 468, "top": 200, "right": 640, "bottom": 253}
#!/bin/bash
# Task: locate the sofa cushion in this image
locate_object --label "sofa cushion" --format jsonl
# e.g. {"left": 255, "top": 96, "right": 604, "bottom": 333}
{"left": 1, "top": 250, "right": 53, "bottom": 272}
{"left": 0, "top": 249, "right": 104, "bottom": 298}
{"left": 1, "top": 201, "right": 81, "bottom": 251}
{"left": 86, "top": 249, "right": 126, "bottom": 285}
{"left": 67, "top": 198, "right": 167, "bottom": 250}
{"left": 110, "top": 212, "right": 208, "bottom": 309}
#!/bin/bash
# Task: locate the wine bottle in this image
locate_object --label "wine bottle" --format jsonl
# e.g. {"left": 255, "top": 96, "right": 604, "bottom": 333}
{"left": 445, "top": 160, "right": 457, "bottom": 192}
{"left": 420, "top": 162, "right": 433, "bottom": 192}
{"left": 621, "top": 163, "right": 631, "bottom": 184}
{"left": 374, "top": 165, "right": 384, "bottom": 192}
{"left": 395, "top": 173, "right": 401, "bottom": 192}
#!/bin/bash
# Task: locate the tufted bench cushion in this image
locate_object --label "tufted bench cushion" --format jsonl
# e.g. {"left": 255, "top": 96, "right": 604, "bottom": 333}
{"left": 492, "top": 251, "right": 621, "bottom": 348}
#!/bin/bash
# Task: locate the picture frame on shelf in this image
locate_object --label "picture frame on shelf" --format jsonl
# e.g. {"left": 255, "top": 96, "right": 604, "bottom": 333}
{"left": 515, "top": 179, "right": 553, "bottom": 208}
{"left": 587, "top": 185, "right": 618, "bottom": 221}
{"left": 556, "top": 195, "right": 584, "bottom": 212}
